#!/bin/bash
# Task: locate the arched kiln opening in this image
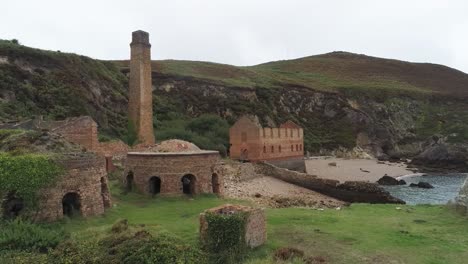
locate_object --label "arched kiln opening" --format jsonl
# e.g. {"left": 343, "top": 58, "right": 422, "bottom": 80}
{"left": 181, "top": 174, "right": 197, "bottom": 195}
{"left": 149, "top": 176, "right": 161, "bottom": 195}
{"left": 126, "top": 172, "right": 134, "bottom": 192}
{"left": 62, "top": 192, "right": 81, "bottom": 217}
{"left": 211, "top": 173, "right": 220, "bottom": 194}
{"left": 101, "top": 177, "right": 111, "bottom": 208}
{"left": 1, "top": 192, "right": 24, "bottom": 219}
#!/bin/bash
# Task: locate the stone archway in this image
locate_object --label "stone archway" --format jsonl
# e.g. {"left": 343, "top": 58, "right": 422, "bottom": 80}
{"left": 240, "top": 149, "right": 249, "bottom": 161}
{"left": 62, "top": 192, "right": 81, "bottom": 217}
{"left": 149, "top": 176, "right": 161, "bottom": 195}
{"left": 101, "top": 177, "right": 111, "bottom": 208}
{"left": 1, "top": 192, "right": 24, "bottom": 219}
{"left": 126, "top": 172, "right": 134, "bottom": 192}
{"left": 181, "top": 174, "right": 196, "bottom": 195}
{"left": 212, "top": 173, "right": 220, "bottom": 194}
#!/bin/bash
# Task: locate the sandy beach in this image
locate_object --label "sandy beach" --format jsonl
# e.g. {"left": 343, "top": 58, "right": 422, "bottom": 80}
{"left": 305, "top": 157, "right": 414, "bottom": 183}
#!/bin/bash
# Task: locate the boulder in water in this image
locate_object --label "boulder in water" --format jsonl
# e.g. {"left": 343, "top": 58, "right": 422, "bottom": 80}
{"left": 377, "top": 175, "right": 400, "bottom": 185}
{"left": 409, "top": 182, "right": 434, "bottom": 189}
{"left": 377, "top": 175, "right": 406, "bottom": 186}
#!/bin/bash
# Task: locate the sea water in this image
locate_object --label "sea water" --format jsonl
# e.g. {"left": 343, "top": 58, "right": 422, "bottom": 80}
{"left": 383, "top": 174, "right": 467, "bottom": 205}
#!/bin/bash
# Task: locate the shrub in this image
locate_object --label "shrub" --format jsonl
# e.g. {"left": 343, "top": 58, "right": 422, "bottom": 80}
{"left": 273, "top": 247, "right": 304, "bottom": 262}
{"left": 111, "top": 219, "right": 129, "bottom": 233}
{"left": 126, "top": 119, "right": 138, "bottom": 146}
{"left": 101, "top": 229, "right": 206, "bottom": 264}
{"left": 157, "top": 114, "right": 230, "bottom": 157}
{"left": 0, "top": 220, "right": 67, "bottom": 253}
{"left": 0, "top": 153, "right": 63, "bottom": 209}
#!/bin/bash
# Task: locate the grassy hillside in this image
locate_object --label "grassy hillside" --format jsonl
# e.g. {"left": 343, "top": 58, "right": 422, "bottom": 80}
{"left": 115, "top": 51, "right": 468, "bottom": 97}
{"left": 0, "top": 39, "right": 128, "bottom": 135}
{"left": 1, "top": 180, "right": 468, "bottom": 263}
{"left": 2, "top": 39, "right": 468, "bottom": 155}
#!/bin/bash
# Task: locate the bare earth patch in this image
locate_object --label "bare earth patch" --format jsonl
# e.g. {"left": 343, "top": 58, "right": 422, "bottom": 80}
{"left": 224, "top": 175, "right": 344, "bottom": 208}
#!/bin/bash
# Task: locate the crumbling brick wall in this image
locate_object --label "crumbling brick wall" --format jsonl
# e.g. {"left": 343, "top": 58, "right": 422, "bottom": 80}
{"left": 254, "top": 162, "right": 404, "bottom": 204}
{"left": 33, "top": 154, "right": 110, "bottom": 222}
{"left": 199, "top": 204, "right": 266, "bottom": 248}
{"left": 51, "top": 116, "right": 99, "bottom": 152}
{"left": 124, "top": 151, "right": 222, "bottom": 195}
{"left": 98, "top": 140, "right": 129, "bottom": 159}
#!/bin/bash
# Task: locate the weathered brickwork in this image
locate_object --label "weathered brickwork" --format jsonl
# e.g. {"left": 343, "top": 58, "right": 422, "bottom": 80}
{"left": 98, "top": 140, "right": 129, "bottom": 161}
{"left": 51, "top": 116, "right": 99, "bottom": 151}
{"left": 199, "top": 204, "right": 267, "bottom": 248}
{"left": 128, "top": 30, "right": 155, "bottom": 145}
{"left": 124, "top": 151, "right": 222, "bottom": 195}
{"left": 230, "top": 116, "right": 304, "bottom": 162}
{"left": 33, "top": 154, "right": 111, "bottom": 222}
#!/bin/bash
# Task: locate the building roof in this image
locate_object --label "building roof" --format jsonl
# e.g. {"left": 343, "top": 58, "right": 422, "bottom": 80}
{"left": 132, "top": 139, "right": 203, "bottom": 153}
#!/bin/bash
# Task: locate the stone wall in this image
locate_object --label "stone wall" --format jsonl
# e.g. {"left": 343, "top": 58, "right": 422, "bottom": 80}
{"left": 33, "top": 154, "right": 110, "bottom": 222}
{"left": 267, "top": 157, "right": 306, "bottom": 172}
{"left": 230, "top": 116, "right": 304, "bottom": 162}
{"left": 254, "top": 162, "right": 404, "bottom": 204}
{"left": 124, "top": 151, "right": 222, "bottom": 195}
{"left": 199, "top": 204, "right": 266, "bottom": 249}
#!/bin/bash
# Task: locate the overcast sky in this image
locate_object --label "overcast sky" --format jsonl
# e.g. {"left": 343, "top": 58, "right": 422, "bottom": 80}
{"left": 2, "top": 0, "right": 468, "bottom": 72}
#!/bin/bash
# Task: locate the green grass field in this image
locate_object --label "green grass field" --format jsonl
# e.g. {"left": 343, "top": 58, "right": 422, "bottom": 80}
{"left": 42, "top": 181, "right": 468, "bottom": 264}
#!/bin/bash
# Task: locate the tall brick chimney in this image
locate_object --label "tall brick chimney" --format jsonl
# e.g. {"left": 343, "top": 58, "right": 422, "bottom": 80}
{"left": 129, "top": 30, "right": 155, "bottom": 144}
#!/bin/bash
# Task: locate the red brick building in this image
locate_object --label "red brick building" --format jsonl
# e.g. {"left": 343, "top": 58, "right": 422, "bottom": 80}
{"left": 229, "top": 116, "right": 304, "bottom": 162}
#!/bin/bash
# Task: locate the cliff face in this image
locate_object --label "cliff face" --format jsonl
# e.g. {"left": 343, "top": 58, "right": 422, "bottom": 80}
{"left": 151, "top": 72, "right": 468, "bottom": 160}
{"left": 1, "top": 40, "right": 468, "bottom": 161}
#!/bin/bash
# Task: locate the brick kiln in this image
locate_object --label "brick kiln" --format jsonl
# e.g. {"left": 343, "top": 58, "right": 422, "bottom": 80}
{"left": 34, "top": 153, "right": 111, "bottom": 222}
{"left": 124, "top": 140, "right": 222, "bottom": 196}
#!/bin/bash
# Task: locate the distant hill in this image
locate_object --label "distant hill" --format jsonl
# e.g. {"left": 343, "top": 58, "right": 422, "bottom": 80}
{"left": 115, "top": 51, "right": 468, "bottom": 97}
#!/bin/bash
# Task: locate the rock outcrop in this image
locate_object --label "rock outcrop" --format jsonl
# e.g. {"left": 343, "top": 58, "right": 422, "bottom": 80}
{"left": 377, "top": 175, "right": 406, "bottom": 186}
{"left": 411, "top": 139, "right": 468, "bottom": 172}
{"left": 409, "top": 182, "right": 434, "bottom": 189}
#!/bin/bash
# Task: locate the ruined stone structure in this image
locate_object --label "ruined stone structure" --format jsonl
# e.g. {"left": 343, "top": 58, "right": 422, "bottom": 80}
{"left": 0, "top": 115, "right": 128, "bottom": 156}
{"left": 229, "top": 116, "right": 304, "bottom": 162}
{"left": 129, "top": 30, "right": 155, "bottom": 145}
{"left": 455, "top": 178, "right": 468, "bottom": 215}
{"left": 124, "top": 148, "right": 222, "bottom": 196}
{"left": 33, "top": 153, "right": 110, "bottom": 222}
{"left": 199, "top": 204, "right": 266, "bottom": 248}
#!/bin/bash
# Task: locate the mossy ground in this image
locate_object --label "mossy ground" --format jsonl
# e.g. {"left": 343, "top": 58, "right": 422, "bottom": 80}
{"left": 9, "top": 180, "right": 462, "bottom": 264}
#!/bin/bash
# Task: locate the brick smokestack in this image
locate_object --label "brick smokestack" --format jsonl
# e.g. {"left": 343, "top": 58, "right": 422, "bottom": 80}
{"left": 129, "top": 30, "right": 155, "bottom": 144}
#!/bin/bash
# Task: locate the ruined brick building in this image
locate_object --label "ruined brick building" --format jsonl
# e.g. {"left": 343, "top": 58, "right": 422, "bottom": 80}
{"left": 229, "top": 116, "right": 304, "bottom": 162}
{"left": 33, "top": 153, "right": 111, "bottom": 222}
{"left": 0, "top": 115, "right": 129, "bottom": 172}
